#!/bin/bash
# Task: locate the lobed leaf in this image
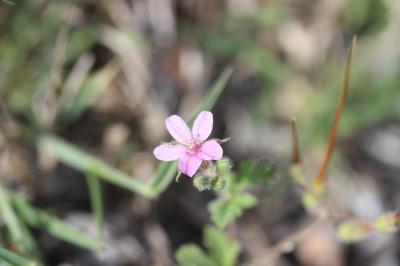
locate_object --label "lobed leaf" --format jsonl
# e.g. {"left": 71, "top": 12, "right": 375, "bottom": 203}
{"left": 235, "top": 160, "right": 274, "bottom": 189}
{"left": 175, "top": 244, "right": 217, "bottom": 266}
{"left": 204, "top": 226, "right": 240, "bottom": 266}
{"left": 175, "top": 226, "right": 241, "bottom": 266}
{"left": 209, "top": 193, "right": 257, "bottom": 228}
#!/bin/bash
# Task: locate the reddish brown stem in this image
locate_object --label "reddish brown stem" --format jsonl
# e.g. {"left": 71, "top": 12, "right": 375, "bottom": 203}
{"left": 291, "top": 117, "right": 301, "bottom": 165}
{"left": 313, "top": 36, "right": 357, "bottom": 186}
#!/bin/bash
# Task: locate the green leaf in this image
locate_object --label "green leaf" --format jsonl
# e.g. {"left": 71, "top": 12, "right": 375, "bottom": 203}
{"left": 0, "top": 186, "right": 42, "bottom": 261}
{"left": 175, "top": 244, "right": 217, "bottom": 266}
{"left": 209, "top": 193, "right": 257, "bottom": 228}
{"left": 188, "top": 67, "right": 233, "bottom": 123}
{"left": 236, "top": 160, "right": 274, "bottom": 189}
{"left": 148, "top": 68, "right": 233, "bottom": 195}
{"left": 0, "top": 247, "right": 39, "bottom": 266}
{"left": 175, "top": 226, "right": 241, "bottom": 266}
{"left": 38, "top": 135, "right": 153, "bottom": 197}
{"left": 209, "top": 199, "right": 237, "bottom": 228}
{"left": 85, "top": 173, "right": 104, "bottom": 247}
{"left": 66, "top": 27, "right": 97, "bottom": 63}
{"left": 234, "top": 193, "right": 258, "bottom": 208}
{"left": 9, "top": 192, "right": 97, "bottom": 251}
{"left": 204, "top": 226, "right": 240, "bottom": 266}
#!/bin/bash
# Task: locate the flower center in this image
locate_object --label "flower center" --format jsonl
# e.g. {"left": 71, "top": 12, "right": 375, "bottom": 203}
{"left": 187, "top": 140, "right": 201, "bottom": 154}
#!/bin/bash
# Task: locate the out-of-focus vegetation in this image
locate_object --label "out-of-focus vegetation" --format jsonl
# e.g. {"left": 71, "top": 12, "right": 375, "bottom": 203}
{"left": 0, "top": 0, "right": 400, "bottom": 265}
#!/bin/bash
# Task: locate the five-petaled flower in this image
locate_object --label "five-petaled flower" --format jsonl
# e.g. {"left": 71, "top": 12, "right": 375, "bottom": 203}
{"left": 153, "top": 111, "right": 223, "bottom": 177}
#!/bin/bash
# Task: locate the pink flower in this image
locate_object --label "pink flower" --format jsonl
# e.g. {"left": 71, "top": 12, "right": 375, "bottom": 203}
{"left": 153, "top": 111, "right": 223, "bottom": 177}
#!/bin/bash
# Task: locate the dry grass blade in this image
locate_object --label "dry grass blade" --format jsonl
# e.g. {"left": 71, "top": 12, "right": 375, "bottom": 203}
{"left": 291, "top": 117, "right": 301, "bottom": 165}
{"left": 313, "top": 36, "right": 357, "bottom": 186}
{"left": 32, "top": 5, "right": 73, "bottom": 129}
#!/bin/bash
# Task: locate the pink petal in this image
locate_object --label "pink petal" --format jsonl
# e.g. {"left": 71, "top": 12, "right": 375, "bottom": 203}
{"left": 197, "top": 139, "right": 223, "bottom": 160}
{"left": 179, "top": 154, "right": 202, "bottom": 177}
{"left": 153, "top": 144, "right": 186, "bottom": 161}
{"left": 165, "top": 115, "right": 192, "bottom": 145}
{"left": 192, "top": 111, "right": 213, "bottom": 142}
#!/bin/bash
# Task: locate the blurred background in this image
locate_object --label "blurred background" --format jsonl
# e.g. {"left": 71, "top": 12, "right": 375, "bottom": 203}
{"left": 0, "top": 0, "right": 399, "bottom": 265}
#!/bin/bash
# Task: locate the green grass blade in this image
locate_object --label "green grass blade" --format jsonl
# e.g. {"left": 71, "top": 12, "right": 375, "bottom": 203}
{"left": 147, "top": 161, "right": 178, "bottom": 195}
{"left": 0, "top": 247, "right": 38, "bottom": 266}
{"left": 39, "top": 135, "right": 153, "bottom": 197}
{"left": 0, "top": 260, "right": 13, "bottom": 266}
{"left": 188, "top": 67, "right": 233, "bottom": 124}
{"left": 148, "top": 67, "right": 233, "bottom": 194}
{"left": 0, "top": 186, "right": 24, "bottom": 251}
{"left": 85, "top": 173, "right": 104, "bottom": 247}
{"left": 9, "top": 192, "right": 97, "bottom": 251}
{"left": 0, "top": 186, "right": 42, "bottom": 261}
{"left": 1, "top": 0, "right": 15, "bottom": 5}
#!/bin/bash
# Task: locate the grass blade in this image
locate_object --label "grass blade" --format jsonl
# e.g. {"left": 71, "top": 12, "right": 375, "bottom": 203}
{"left": 147, "top": 161, "right": 178, "bottom": 195}
{"left": 148, "top": 67, "right": 233, "bottom": 194}
{"left": 9, "top": 192, "right": 97, "bottom": 251}
{"left": 1, "top": 0, "right": 15, "bottom": 5}
{"left": 39, "top": 135, "right": 153, "bottom": 197}
{"left": 0, "top": 185, "right": 24, "bottom": 251}
{"left": 188, "top": 67, "right": 233, "bottom": 123}
{"left": 0, "top": 185, "right": 42, "bottom": 261}
{"left": 0, "top": 247, "right": 39, "bottom": 266}
{"left": 85, "top": 173, "right": 104, "bottom": 247}
{"left": 313, "top": 36, "right": 357, "bottom": 187}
